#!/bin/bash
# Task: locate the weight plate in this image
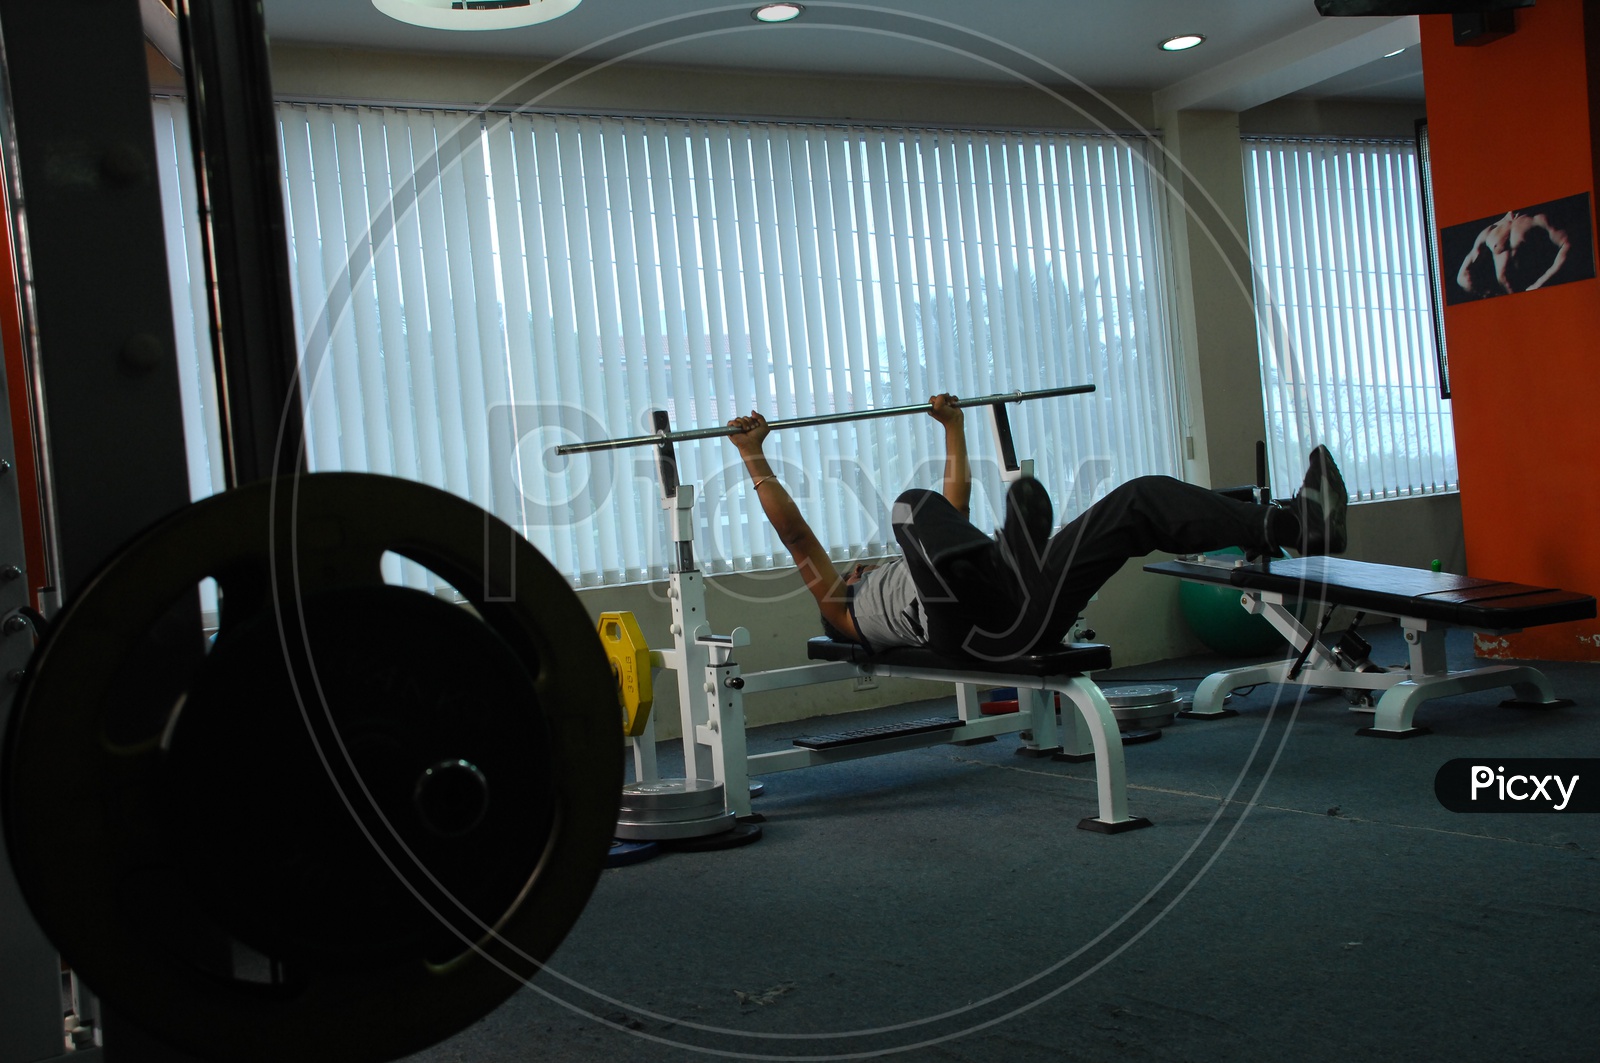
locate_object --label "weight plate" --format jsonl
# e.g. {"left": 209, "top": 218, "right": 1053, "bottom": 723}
{"left": 1115, "top": 711, "right": 1177, "bottom": 731}
{"left": 662, "top": 820, "right": 764, "bottom": 852}
{"left": 163, "top": 583, "right": 554, "bottom": 970}
{"left": 1100, "top": 684, "right": 1182, "bottom": 709}
{"left": 614, "top": 809, "right": 738, "bottom": 841}
{"left": 603, "top": 840, "right": 662, "bottom": 869}
{"left": 620, "top": 777, "right": 726, "bottom": 811}
{"left": 614, "top": 804, "right": 739, "bottom": 827}
{"left": 3, "top": 473, "right": 623, "bottom": 1063}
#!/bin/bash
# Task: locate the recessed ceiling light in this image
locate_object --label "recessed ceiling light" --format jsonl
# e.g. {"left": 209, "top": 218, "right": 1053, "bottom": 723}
{"left": 1159, "top": 34, "right": 1206, "bottom": 52}
{"left": 753, "top": 3, "right": 805, "bottom": 23}
{"left": 1383, "top": 47, "right": 1406, "bottom": 57}
{"left": 372, "top": 0, "right": 582, "bottom": 31}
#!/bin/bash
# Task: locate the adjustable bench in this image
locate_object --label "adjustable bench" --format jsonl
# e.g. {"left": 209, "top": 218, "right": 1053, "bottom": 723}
{"left": 735, "top": 638, "right": 1150, "bottom": 833}
{"left": 1145, "top": 555, "right": 1597, "bottom": 736}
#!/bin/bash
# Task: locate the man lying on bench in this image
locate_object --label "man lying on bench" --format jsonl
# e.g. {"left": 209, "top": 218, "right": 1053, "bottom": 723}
{"left": 724, "top": 395, "right": 1349, "bottom": 662}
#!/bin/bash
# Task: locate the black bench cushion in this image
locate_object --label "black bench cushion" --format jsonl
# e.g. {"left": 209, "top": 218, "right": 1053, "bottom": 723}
{"left": 806, "top": 637, "right": 1111, "bottom": 676}
{"left": 1145, "top": 556, "right": 1595, "bottom": 631}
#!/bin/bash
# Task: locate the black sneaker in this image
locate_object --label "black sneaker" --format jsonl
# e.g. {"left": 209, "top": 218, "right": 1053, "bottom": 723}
{"left": 1000, "top": 476, "right": 1054, "bottom": 574}
{"left": 1292, "top": 445, "right": 1348, "bottom": 555}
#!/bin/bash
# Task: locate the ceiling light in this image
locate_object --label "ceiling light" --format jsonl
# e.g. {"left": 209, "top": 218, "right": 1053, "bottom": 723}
{"left": 1383, "top": 47, "right": 1406, "bottom": 57}
{"left": 372, "top": 0, "right": 582, "bottom": 31}
{"left": 1159, "top": 33, "right": 1206, "bottom": 52}
{"left": 752, "top": 3, "right": 804, "bottom": 23}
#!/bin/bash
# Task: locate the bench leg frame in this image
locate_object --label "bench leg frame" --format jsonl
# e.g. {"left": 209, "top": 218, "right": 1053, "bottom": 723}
{"left": 1057, "top": 678, "right": 1153, "bottom": 832}
{"left": 633, "top": 571, "right": 1151, "bottom": 831}
{"left": 1186, "top": 598, "right": 1571, "bottom": 735}
{"left": 702, "top": 663, "right": 1152, "bottom": 832}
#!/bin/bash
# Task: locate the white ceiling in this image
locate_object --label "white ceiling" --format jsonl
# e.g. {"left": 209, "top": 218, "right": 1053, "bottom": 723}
{"left": 258, "top": 0, "right": 1426, "bottom": 107}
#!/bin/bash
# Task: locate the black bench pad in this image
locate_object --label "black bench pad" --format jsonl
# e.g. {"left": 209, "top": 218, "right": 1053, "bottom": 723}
{"left": 806, "top": 637, "right": 1111, "bottom": 676}
{"left": 1145, "top": 556, "right": 1595, "bottom": 631}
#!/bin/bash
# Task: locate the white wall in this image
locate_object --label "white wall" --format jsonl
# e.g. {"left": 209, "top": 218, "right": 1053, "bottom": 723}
{"left": 268, "top": 44, "right": 1157, "bottom": 131}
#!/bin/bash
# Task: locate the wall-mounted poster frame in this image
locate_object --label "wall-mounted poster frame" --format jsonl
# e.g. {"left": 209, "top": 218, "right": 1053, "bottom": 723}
{"left": 1416, "top": 118, "right": 1451, "bottom": 400}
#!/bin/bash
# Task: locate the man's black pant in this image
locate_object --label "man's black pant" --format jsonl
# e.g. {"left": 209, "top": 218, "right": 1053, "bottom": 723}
{"left": 891, "top": 476, "right": 1275, "bottom": 660}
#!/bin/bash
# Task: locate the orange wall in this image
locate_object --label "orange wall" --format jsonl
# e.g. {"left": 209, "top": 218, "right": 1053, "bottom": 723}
{"left": 1422, "top": 0, "right": 1600, "bottom": 661}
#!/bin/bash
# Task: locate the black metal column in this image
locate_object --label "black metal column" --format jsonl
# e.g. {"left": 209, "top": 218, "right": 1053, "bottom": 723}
{"left": 0, "top": 310, "right": 58, "bottom": 1063}
{"left": 177, "top": 0, "right": 304, "bottom": 485}
{"left": 0, "top": 1, "right": 202, "bottom": 1058}
{"left": 0, "top": 0, "right": 195, "bottom": 597}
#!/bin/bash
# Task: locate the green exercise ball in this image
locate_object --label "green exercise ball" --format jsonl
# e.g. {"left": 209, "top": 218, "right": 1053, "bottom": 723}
{"left": 1178, "top": 547, "right": 1297, "bottom": 657}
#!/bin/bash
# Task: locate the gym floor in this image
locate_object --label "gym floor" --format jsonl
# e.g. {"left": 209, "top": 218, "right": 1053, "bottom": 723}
{"left": 407, "top": 624, "right": 1600, "bottom": 1063}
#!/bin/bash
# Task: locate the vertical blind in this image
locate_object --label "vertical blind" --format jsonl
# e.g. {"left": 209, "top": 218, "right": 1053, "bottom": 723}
{"left": 151, "top": 98, "right": 226, "bottom": 619}
{"left": 1243, "top": 138, "right": 1457, "bottom": 502}
{"left": 156, "top": 98, "right": 1183, "bottom": 588}
{"left": 152, "top": 98, "right": 227, "bottom": 505}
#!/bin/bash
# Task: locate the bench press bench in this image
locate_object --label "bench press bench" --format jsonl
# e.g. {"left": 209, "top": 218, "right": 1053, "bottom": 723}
{"left": 1145, "top": 555, "right": 1597, "bottom": 736}
{"left": 720, "top": 638, "right": 1151, "bottom": 833}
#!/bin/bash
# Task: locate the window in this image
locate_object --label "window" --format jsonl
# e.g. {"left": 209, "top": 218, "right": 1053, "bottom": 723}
{"left": 151, "top": 97, "right": 226, "bottom": 505}
{"left": 159, "top": 98, "right": 1184, "bottom": 587}
{"left": 1244, "top": 137, "right": 1457, "bottom": 502}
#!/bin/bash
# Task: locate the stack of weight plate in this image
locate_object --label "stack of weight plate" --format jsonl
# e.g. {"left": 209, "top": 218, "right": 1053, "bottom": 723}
{"left": 615, "top": 779, "right": 736, "bottom": 842}
{"left": 1100, "top": 684, "right": 1182, "bottom": 732}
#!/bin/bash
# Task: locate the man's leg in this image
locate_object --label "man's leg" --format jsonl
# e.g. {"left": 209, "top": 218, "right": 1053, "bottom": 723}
{"left": 893, "top": 477, "right": 1282, "bottom": 659}
{"left": 1011, "top": 448, "right": 1348, "bottom": 654}
{"left": 1047, "top": 475, "right": 1274, "bottom": 584}
{"left": 894, "top": 450, "right": 1346, "bottom": 659}
{"left": 1002, "top": 476, "right": 1288, "bottom": 655}
{"left": 890, "top": 489, "right": 1025, "bottom": 656}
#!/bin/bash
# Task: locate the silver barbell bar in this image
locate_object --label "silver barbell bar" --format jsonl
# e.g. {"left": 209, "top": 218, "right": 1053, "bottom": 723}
{"left": 555, "top": 383, "right": 1096, "bottom": 455}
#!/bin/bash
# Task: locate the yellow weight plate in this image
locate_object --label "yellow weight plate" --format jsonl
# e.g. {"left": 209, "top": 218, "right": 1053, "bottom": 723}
{"left": 598, "top": 610, "right": 653, "bottom": 737}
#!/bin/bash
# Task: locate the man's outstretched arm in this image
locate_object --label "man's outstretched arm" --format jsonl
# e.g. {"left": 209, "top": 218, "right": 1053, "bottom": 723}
{"left": 727, "top": 412, "right": 858, "bottom": 641}
{"left": 931, "top": 393, "right": 970, "bottom": 516}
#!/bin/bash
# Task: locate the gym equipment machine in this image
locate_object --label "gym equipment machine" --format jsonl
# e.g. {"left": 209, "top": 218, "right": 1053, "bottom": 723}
{"left": 567, "top": 392, "right": 1154, "bottom": 835}
{"left": 5, "top": 475, "right": 623, "bottom": 1062}
{"left": 0, "top": 3, "right": 620, "bottom": 1061}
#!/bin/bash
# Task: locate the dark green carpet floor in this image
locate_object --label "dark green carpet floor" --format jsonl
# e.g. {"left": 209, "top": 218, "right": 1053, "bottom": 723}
{"left": 407, "top": 625, "right": 1600, "bottom": 1062}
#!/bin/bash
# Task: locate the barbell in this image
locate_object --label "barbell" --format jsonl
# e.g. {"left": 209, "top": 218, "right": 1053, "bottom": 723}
{"left": 3, "top": 473, "right": 622, "bottom": 1063}
{"left": 554, "top": 383, "right": 1097, "bottom": 455}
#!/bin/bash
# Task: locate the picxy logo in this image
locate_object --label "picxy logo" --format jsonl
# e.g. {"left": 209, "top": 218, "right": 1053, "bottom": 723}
{"left": 1435, "top": 759, "right": 1598, "bottom": 813}
{"left": 1470, "top": 765, "right": 1578, "bottom": 809}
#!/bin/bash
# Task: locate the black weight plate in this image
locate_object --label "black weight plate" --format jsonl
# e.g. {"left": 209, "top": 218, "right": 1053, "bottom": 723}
{"left": 2, "top": 473, "right": 623, "bottom": 1063}
{"left": 604, "top": 840, "right": 662, "bottom": 869}
{"left": 162, "top": 584, "right": 556, "bottom": 970}
{"left": 662, "top": 821, "right": 764, "bottom": 853}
